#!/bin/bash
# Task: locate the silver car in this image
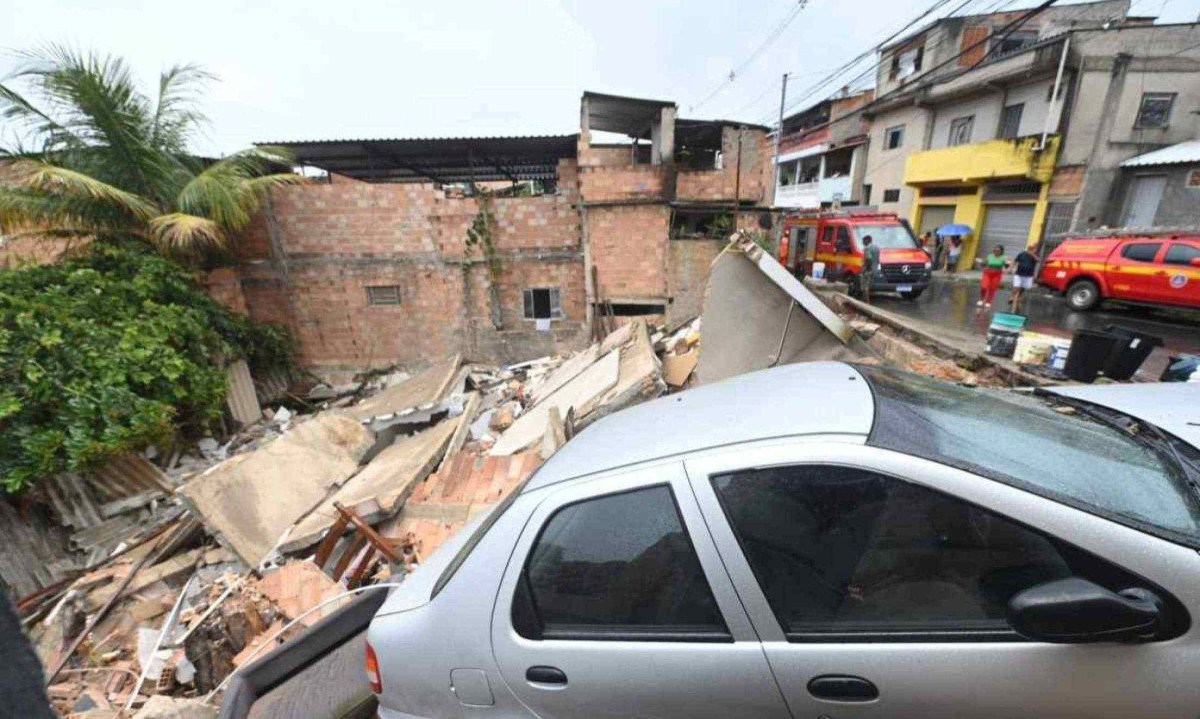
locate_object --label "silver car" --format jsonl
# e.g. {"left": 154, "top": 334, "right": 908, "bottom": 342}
{"left": 368, "top": 361, "right": 1200, "bottom": 719}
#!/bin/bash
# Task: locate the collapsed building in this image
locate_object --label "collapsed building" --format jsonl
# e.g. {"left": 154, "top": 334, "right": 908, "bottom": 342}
{"left": 205, "top": 92, "right": 773, "bottom": 382}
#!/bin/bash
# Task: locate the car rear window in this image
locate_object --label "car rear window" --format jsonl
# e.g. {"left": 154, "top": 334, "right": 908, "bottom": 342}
{"left": 1121, "top": 242, "right": 1161, "bottom": 262}
{"left": 858, "top": 365, "right": 1200, "bottom": 547}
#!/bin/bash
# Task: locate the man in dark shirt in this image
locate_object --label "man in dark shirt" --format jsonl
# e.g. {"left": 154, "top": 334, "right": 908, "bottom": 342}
{"left": 1010, "top": 244, "right": 1040, "bottom": 311}
{"left": 861, "top": 235, "right": 880, "bottom": 304}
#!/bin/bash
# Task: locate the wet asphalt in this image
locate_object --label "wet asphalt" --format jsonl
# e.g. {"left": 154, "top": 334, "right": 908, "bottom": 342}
{"left": 869, "top": 275, "right": 1200, "bottom": 379}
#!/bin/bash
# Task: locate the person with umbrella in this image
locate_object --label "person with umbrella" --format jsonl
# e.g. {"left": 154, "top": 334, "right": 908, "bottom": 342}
{"left": 937, "top": 223, "right": 972, "bottom": 272}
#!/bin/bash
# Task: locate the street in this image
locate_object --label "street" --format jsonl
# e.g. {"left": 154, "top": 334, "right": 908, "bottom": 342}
{"left": 871, "top": 274, "right": 1200, "bottom": 379}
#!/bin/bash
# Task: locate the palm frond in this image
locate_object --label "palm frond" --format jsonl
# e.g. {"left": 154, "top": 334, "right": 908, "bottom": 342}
{"left": 12, "top": 159, "right": 158, "bottom": 221}
{"left": 0, "top": 185, "right": 136, "bottom": 237}
{"left": 175, "top": 148, "right": 302, "bottom": 230}
{"left": 150, "top": 64, "right": 213, "bottom": 150}
{"left": 148, "top": 212, "right": 226, "bottom": 256}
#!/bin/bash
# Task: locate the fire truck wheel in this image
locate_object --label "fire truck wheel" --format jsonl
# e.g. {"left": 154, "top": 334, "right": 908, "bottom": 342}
{"left": 845, "top": 273, "right": 862, "bottom": 299}
{"left": 1066, "top": 278, "right": 1101, "bottom": 311}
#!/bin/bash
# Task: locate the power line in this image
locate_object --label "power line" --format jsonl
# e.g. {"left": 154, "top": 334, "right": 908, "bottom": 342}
{"left": 690, "top": 0, "right": 811, "bottom": 112}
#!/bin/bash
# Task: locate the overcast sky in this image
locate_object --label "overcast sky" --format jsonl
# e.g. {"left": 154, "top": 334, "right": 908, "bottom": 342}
{"left": 1, "top": 0, "right": 1194, "bottom": 156}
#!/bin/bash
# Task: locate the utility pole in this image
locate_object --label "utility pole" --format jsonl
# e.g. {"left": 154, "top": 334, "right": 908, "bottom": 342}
{"left": 771, "top": 72, "right": 789, "bottom": 208}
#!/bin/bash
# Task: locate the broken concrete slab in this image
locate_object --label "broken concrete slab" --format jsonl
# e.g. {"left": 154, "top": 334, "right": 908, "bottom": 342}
{"left": 697, "top": 235, "right": 870, "bottom": 385}
{"left": 340, "top": 355, "right": 462, "bottom": 432}
{"left": 584, "top": 319, "right": 666, "bottom": 425}
{"left": 176, "top": 414, "right": 375, "bottom": 567}
{"left": 490, "top": 349, "right": 620, "bottom": 456}
{"left": 526, "top": 346, "right": 600, "bottom": 404}
{"left": 284, "top": 418, "right": 461, "bottom": 551}
{"left": 132, "top": 696, "right": 216, "bottom": 719}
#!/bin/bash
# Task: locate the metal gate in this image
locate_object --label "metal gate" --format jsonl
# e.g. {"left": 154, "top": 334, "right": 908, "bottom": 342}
{"left": 1121, "top": 175, "right": 1166, "bottom": 228}
{"left": 918, "top": 206, "right": 956, "bottom": 237}
{"left": 979, "top": 204, "right": 1034, "bottom": 259}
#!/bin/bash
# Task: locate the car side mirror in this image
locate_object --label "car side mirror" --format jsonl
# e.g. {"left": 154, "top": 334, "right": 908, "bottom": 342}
{"left": 1008, "top": 578, "right": 1162, "bottom": 643}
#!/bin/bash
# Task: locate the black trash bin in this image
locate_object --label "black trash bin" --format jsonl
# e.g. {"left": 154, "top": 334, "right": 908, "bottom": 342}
{"left": 1102, "top": 325, "right": 1164, "bottom": 381}
{"left": 1063, "top": 329, "right": 1122, "bottom": 383}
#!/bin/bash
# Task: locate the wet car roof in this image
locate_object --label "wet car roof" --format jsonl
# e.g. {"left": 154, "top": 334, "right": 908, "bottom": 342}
{"left": 523, "top": 361, "right": 875, "bottom": 492}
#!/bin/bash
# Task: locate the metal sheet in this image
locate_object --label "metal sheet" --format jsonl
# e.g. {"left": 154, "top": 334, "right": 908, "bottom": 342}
{"left": 227, "top": 360, "right": 263, "bottom": 427}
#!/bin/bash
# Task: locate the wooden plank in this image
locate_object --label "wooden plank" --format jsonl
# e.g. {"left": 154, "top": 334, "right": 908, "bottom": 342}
{"left": 330, "top": 533, "right": 367, "bottom": 583}
{"left": 313, "top": 514, "right": 350, "bottom": 569}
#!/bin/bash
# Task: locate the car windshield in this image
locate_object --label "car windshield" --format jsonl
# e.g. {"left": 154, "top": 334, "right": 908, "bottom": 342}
{"left": 854, "top": 224, "right": 919, "bottom": 250}
{"left": 860, "top": 365, "right": 1200, "bottom": 545}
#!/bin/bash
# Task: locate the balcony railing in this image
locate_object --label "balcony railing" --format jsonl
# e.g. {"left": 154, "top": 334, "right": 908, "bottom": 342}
{"left": 775, "top": 181, "right": 820, "bottom": 208}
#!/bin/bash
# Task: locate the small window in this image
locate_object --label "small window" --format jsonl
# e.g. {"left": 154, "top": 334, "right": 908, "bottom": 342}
{"left": 998, "top": 103, "right": 1024, "bottom": 140}
{"left": 992, "top": 30, "right": 1038, "bottom": 57}
{"left": 891, "top": 45, "right": 924, "bottom": 80}
{"left": 1135, "top": 93, "right": 1176, "bottom": 129}
{"left": 948, "top": 116, "right": 975, "bottom": 146}
{"left": 1164, "top": 243, "right": 1200, "bottom": 266}
{"left": 523, "top": 288, "right": 563, "bottom": 320}
{"left": 882, "top": 189, "right": 901, "bottom": 203}
{"left": 712, "top": 464, "right": 1151, "bottom": 640}
{"left": 884, "top": 125, "right": 905, "bottom": 150}
{"left": 862, "top": 184, "right": 873, "bottom": 205}
{"left": 1121, "top": 242, "right": 1162, "bottom": 263}
{"left": 514, "top": 485, "right": 728, "bottom": 641}
{"left": 822, "top": 226, "right": 836, "bottom": 244}
{"left": 835, "top": 225, "right": 851, "bottom": 252}
{"left": 365, "top": 285, "right": 401, "bottom": 306}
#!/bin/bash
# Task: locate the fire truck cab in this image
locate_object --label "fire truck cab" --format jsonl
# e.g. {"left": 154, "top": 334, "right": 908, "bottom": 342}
{"left": 777, "top": 209, "right": 932, "bottom": 299}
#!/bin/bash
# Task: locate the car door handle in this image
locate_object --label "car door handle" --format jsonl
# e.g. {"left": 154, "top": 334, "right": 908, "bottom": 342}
{"left": 807, "top": 675, "right": 879, "bottom": 702}
{"left": 526, "top": 666, "right": 567, "bottom": 685}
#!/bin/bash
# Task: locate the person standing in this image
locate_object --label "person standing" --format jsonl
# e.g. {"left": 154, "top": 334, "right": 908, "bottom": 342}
{"left": 978, "top": 245, "right": 1007, "bottom": 307}
{"left": 861, "top": 235, "right": 879, "bottom": 304}
{"left": 1010, "top": 244, "right": 1040, "bottom": 311}
{"left": 946, "top": 236, "right": 962, "bottom": 272}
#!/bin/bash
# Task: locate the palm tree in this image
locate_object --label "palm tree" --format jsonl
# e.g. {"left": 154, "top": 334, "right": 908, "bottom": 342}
{"left": 0, "top": 45, "right": 302, "bottom": 261}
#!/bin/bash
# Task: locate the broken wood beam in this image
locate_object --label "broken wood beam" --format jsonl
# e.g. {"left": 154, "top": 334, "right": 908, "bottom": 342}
{"left": 312, "top": 514, "right": 351, "bottom": 569}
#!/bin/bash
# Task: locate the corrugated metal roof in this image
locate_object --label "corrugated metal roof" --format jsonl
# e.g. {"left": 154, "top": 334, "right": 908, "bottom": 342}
{"left": 1121, "top": 140, "right": 1200, "bottom": 168}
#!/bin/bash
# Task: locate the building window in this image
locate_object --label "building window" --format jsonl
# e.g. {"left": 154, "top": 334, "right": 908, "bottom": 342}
{"left": 882, "top": 189, "right": 901, "bottom": 203}
{"left": 862, "top": 184, "right": 872, "bottom": 205}
{"left": 884, "top": 125, "right": 905, "bottom": 150}
{"left": 998, "top": 103, "right": 1024, "bottom": 140}
{"left": 514, "top": 485, "right": 727, "bottom": 641}
{"left": 992, "top": 30, "right": 1038, "bottom": 57}
{"left": 365, "top": 285, "right": 401, "bottom": 306}
{"left": 948, "top": 116, "right": 975, "bottom": 146}
{"left": 890, "top": 45, "right": 924, "bottom": 80}
{"left": 1135, "top": 93, "right": 1176, "bottom": 129}
{"left": 523, "top": 287, "right": 564, "bottom": 320}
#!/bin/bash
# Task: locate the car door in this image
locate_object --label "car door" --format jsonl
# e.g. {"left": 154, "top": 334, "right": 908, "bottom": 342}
{"left": 686, "top": 440, "right": 1200, "bottom": 719}
{"left": 490, "top": 460, "right": 791, "bottom": 719}
{"left": 1106, "top": 241, "right": 1163, "bottom": 301}
{"left": 1158, "top": 241, "right": 1200, "bottom": 306}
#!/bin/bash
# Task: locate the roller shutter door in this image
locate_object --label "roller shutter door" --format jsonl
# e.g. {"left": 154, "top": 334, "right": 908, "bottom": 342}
{"left": 918, "top": 206, "right": 956, "bottom": 237}
{"left": 979, "top": 204, "right": 1034, "bottom": 259}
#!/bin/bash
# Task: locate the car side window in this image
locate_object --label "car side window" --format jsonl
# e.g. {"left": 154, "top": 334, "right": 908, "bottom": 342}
{"left": 513, "top": 485, "right": 729, "bottom": 641}
{"left": 1121, "top": 242, "right": 1162, "bottom": 263}
{"left": 1164, "top": 243, "right": 1200, "bottom": 266}
{"left": 711, "top": 465, "right": 1147, "bottom": 641}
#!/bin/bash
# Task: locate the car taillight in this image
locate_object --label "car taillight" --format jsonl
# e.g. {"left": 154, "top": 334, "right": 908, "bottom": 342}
{"left": 366, "top": 641, "right": 382, "bottom": 694}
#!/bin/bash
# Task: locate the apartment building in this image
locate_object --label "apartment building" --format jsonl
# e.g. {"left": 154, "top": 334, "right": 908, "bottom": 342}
{"left": 211, "top": 92, "right": 770, "bottom": 379}
{"left": 771, "top": 89, "right": 874, "bottom": 209}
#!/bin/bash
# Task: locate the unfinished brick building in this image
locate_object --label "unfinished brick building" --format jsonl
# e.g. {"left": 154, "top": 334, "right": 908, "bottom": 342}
{"left": 220, "top": 93, "right": 771, "bottom": 380}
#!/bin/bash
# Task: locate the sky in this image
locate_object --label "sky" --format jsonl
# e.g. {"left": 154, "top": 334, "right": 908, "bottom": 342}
{"left": 0, "top": 0, "right": 1195, "bottom": 156}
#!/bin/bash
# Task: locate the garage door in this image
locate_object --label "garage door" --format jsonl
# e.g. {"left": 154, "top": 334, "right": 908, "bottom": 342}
{"left": 980, "top": 204, "right": 1034, "bottom": 259}
{"left": 918, "top": 206, "right": 956, "bottom": 237}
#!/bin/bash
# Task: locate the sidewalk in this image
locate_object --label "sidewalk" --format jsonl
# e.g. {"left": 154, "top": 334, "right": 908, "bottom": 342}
{"left": 932, "top": 269, "right": 983, "bottom": 284}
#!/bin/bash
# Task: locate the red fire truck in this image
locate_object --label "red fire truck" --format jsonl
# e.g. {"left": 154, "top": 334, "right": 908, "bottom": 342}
{"left": 777, "top": 209, "right": 932, "bottom": 299}
{"left": 1039, "top": 231, "right": 1200, "bottom": 311}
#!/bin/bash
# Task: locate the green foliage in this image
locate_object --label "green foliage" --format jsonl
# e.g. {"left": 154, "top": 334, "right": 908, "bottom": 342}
{"left": 0, "top": 45, "right": 303, "bottom": 261}
{"left": 0, "top": 242, "right": 294, "bottom": 493}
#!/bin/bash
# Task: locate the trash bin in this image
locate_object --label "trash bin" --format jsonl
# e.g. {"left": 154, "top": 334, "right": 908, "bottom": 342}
{"left": 1063, "top": 329, "right": 1122, "bottom": 383}
{"left": 1102, "top": 325, "right": 1164, "bottom": 381}
{"left": 985, "top": 313, "right": 1026, "bottom": 359}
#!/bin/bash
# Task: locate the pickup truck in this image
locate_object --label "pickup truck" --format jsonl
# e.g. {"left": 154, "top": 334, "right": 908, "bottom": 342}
{"left": 1039, "top": 234, "right": 1200, "bottom": 311}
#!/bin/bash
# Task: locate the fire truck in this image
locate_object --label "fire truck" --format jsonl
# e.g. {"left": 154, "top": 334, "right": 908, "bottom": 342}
{"left": 777, "top": 209, "right": 932, "bottom": 299}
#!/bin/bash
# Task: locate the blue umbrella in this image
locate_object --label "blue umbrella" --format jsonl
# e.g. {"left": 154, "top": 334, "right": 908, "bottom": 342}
{"left": 936, "top": 223, "right": 973, "bottom": 237}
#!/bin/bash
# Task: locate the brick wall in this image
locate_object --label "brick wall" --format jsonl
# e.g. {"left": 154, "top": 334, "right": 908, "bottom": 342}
{"left": 667, "top": 238, "right": 723, "bottom": 325}
{"left": 202, "top": 267, "right": 249, "bottom": 315}
{"left": 675, "top": 127, "right": 769, "bottom": 203}
{"left": 226, "top": 167, "right": 589, "bottom": 378}
{"left": 586, "top": 205, "right": 670, "bottom": 300}
{"left": 579, "top": 164, "right": 669, "bottom": 202}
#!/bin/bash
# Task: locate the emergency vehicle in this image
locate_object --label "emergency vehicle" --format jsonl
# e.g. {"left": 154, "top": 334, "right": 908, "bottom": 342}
{"left": 1039, "top": 231, "right": 1200, "bottom": 311}
{"left": 777, "top": 209, "right": 932, "bottom": 299}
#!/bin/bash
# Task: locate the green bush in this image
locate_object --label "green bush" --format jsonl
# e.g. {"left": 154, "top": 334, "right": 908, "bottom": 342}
{"left": 0, "top": 242, "right": 294, "bottom": 493}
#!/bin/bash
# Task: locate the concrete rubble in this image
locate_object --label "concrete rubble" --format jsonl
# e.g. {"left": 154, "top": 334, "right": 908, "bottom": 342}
{"left": 17, "top": 318, "right": 675, "bottom": 716}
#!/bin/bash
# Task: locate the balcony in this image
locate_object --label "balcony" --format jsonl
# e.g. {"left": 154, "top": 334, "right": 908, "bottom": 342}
{"left": 904, "top": 136, "right": 1060, "bottom": 186}
{"left": 775, "top": 181, "right": 820, "bottom": 209}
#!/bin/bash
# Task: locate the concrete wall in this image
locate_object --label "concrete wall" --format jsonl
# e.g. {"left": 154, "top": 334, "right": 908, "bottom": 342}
{"left": 667, "top": 238, "right": 723, "bottom": 326}
{"left": 927, "top": 77, "right": 1059, "bottom": 149}
{"left": 862, "top": 104, "right": 931, "bottom": 216}
{"left": 1111, "top": 164, "right": 1200, "bottom": 227}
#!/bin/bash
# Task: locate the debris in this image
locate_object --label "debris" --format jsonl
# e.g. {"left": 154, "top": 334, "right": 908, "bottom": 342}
{"left": 849, "top": 319, "right": 881, "bottom": 339}
{"left": 661, "top": 348, "right": 699, "bottom": 388}
{"left": 271, "top": 406, "right": 293, "bottom": 424}
{"left": 177, "top": 413, "right": 375, "bottom": 567}
{"left": 697, "top": 233, "right": 868, "bottom": 385}
{"left": 254, "top": 562, "right": 345, "bottom": 625}
{"left": 540, "top": 407, "right": 568, "bottom": 460}
{"left": 340, "top": 354, "right": 462, "bottom": 433}
{"left": 131, "top": 695, "right": 216, "bottom": 719}
{"left": 225, "top": 360, "right": 262, "bottom": 428}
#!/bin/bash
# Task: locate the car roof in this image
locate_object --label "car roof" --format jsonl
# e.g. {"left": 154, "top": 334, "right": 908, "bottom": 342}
{"left": 524, "top": 361, "right": 875, "bottom": 492}
{"left": 1045, "top": 382, "right": 1200, "bottom": 449}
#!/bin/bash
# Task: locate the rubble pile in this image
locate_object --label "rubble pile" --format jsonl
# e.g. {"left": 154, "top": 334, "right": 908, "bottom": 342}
{"left": 15, "top": 318, "right": 673, "bottom": 717}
